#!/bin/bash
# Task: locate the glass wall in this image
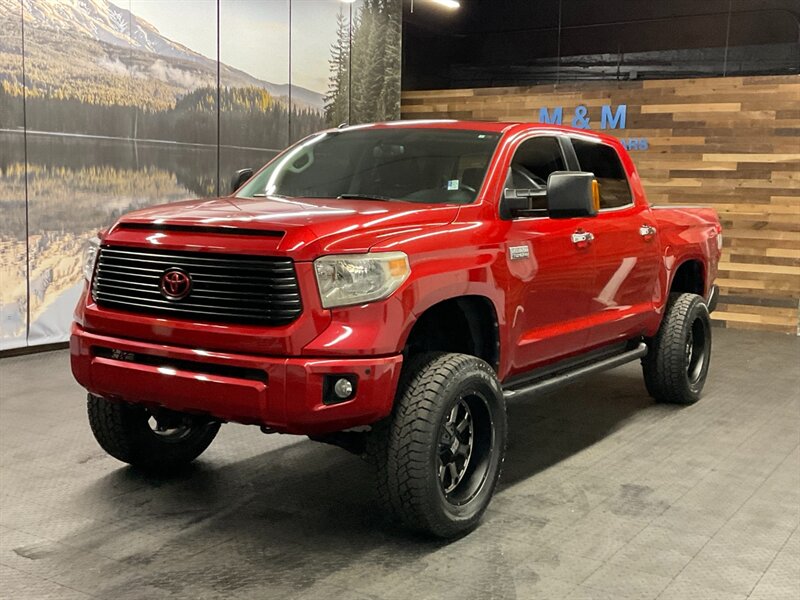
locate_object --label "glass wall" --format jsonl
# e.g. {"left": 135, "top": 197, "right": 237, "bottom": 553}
{"left": 0, "top": 0, "right": 401, "bottom": 350}
{"left": 0, "top": 1, "right": 27, "bottom": 349}
{"left": 220, "top": 0, "right": 290, "bottom": 192}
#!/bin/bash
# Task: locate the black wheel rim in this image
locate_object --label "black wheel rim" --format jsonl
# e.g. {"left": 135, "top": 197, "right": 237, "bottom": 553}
{"left": 686, "top": 315, "right": 708, "bottom": 385}
{"left": 437, "top": 392, "right": 494, "bottom": 506}
{"left": 438, "top": 400, "right": 474, "bottom": 495}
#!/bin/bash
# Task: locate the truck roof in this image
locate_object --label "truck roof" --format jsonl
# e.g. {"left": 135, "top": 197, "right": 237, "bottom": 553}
{"left": 335, "top": 119, "right": 619, "bottom": 144}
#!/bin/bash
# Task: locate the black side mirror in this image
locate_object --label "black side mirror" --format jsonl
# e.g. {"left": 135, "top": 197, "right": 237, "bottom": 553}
{"left": 230, "top": 168, "right": 254, "bottom": 195}
{"left": 546, "top": 171, "right": 599, "bottom": 219}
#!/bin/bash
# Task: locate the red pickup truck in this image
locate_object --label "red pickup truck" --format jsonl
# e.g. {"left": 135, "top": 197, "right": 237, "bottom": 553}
{"left": 71, "top": 121, "right": 721, "bottom": 538}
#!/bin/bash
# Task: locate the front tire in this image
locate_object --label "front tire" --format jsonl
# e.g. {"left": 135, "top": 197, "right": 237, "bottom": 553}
{"left": 643, "top": 293, "right": 712, "bottom": 405}
{"left": 87, "top": 394, "right": 220, "bottom": 473}
{"left": 371, "top": 353, "right": 507, "bottom": 539}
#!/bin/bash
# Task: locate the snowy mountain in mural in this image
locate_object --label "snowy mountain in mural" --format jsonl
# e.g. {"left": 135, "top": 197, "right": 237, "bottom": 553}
{"left": 23, "top": 0, "right": 200, "bottom": 60}
{"left": 3, "top": 0, "right": 323, "bottom": 109}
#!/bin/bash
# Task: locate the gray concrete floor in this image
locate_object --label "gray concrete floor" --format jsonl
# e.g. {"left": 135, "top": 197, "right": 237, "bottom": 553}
{"left": 1, "top": 329, "right": 798, "bottom": 600}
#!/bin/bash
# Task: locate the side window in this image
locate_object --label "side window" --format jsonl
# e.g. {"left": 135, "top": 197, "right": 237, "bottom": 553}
{"left": 506, "top": 137, "right": 566, "bottom": 210}
{"left": 571, "top": 139, "right": 633, "bottom": 209}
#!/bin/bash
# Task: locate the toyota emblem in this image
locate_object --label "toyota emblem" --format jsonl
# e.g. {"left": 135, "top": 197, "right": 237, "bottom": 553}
{"left": 160, "top": 268, "right": 192, "bottom": 300}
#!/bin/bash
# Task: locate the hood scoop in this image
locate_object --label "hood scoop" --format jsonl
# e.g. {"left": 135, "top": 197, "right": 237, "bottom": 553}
{"left": 115, "top": 222, "right": 285, "bottom": 238}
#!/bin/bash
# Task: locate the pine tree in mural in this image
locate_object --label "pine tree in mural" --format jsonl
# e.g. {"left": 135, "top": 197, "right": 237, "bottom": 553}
{"left": 325, "top": 0, "right": 401, "bottom": 127}
{"left": 380, "top": 0, "right": 402, "bottom": 121}
{"left": 350, "top": 1, "right": 375, "bottom": 122}
{"left": 324, "top": 9, "right": 351, "bottom": 127}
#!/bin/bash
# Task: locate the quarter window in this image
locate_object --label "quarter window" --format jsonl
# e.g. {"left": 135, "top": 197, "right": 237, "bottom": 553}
{"left": 572, "top": 139, "right": 633, "bottom": 209}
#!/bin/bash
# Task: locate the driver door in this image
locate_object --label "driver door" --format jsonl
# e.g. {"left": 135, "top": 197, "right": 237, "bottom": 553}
{"left": 502, "top": 135, "right": 597, "bottom": 376}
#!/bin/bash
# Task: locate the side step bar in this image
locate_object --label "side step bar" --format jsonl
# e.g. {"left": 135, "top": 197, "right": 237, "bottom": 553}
{"left": 503, "top": 342, "right": 648, "bottom": 399}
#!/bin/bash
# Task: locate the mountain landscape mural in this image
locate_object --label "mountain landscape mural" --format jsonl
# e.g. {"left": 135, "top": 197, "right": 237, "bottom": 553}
{"left": 13, "top": 0, "right": 317, "bottom": 107}
{"left": 0, "top": 0, "right": 402, "bottom": 349}
{"left": 0, "top": 0, "right": 325, "bottom": 145}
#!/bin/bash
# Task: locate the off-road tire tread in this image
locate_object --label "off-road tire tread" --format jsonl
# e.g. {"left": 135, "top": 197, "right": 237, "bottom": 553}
{"left": 87, "top": 394, "right": 220, "bottom": 473}
{"left": 87, "top": 393, "right": 135, "bottom": 463}
{"left": 370, "top": 352, "right": 505, "bottom": 538}
{"left": 642, "top": 293, "right": 710, "bottom": 405}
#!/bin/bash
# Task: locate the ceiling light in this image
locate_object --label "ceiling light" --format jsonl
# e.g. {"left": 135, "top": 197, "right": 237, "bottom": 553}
{"left": 431, "top": 0, "right": 460, "bottom": 8}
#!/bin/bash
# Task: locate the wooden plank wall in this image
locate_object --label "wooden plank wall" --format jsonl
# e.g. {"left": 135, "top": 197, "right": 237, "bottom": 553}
{"left": 402, "top": 75, "right": 800, "bottom": 334}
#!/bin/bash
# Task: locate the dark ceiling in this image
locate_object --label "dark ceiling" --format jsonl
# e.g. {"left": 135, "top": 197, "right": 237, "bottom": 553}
{"left": 402, "top": 0, "right": 800, "bottom": 89}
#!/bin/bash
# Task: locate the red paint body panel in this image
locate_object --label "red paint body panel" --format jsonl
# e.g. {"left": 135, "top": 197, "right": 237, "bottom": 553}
{"left": 71, "top": 323, "right": 402, "bottom": 434}
{"left": 71, "top": 121, "right": 721, "bottom": 434}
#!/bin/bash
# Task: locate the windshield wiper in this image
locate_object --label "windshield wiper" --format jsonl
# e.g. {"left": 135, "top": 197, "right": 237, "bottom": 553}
{"left": 336, "top": 194, "right": 399, "bottom": 202}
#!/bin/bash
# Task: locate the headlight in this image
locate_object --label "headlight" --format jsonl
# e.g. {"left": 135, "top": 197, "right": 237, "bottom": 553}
{"left": 83, "top": 237, "right": 100, "bottom": 282}
{"left": 314, "top": 252, "right": 410, "bottom": 308}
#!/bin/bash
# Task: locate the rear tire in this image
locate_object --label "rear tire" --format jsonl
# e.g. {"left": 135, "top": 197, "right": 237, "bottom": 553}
{"left": 642, "top": 293, "right": 712, "bottom": 405}
{"left": 369, "top": 353, "right": 507, "bottom": 539}
{"left": 87, "top": 394, "right": 220, "bottom": 473}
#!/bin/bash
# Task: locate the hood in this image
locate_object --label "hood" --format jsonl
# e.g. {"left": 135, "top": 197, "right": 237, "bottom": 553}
{"left": 109, "top": 196, "right": 460, "bottom": 260}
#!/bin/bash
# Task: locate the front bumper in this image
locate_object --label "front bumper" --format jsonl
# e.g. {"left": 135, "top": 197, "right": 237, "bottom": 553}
{"left": 70, "top": 324, "right": 403, "bottom": 435}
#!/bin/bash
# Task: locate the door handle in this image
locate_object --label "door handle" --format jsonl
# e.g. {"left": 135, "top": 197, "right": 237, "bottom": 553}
{"left": 571, "top": 231, "right": 594, "bottom": 248}
{"left": 639, "top": 224, "right": 657, "bottom": 240}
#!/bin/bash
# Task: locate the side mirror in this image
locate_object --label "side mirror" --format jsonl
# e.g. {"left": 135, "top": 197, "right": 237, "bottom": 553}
{"left": 546, "top": 171, "right": 599, "bottom": 219}
{"left": 230, "top": 168, "right": 254, "bottom": 195}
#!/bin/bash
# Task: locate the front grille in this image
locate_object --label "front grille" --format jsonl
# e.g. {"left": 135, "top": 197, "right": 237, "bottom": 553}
{"left": 92, "top": 246, "right": 302, "bottom": 326}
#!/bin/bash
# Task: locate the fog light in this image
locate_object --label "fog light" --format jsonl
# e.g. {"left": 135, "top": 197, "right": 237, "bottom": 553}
{"left": 334, "top": 378, "right": 354, "bottom": 399}
{"left": 323, "top": 374, "right": 357, "bottom": 405}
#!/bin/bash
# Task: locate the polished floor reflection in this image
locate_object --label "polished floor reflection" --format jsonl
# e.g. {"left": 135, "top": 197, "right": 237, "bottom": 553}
{"left": 1, "top": 329, "right": 798, "bottom": 599}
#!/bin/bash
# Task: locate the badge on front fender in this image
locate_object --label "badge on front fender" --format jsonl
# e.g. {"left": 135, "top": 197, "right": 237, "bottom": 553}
{"left": 509, "top": 245, "right": 530, "bottom": 260}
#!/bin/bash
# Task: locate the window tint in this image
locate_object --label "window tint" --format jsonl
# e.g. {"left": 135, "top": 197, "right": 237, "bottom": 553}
{"left": 506, "top": 137, "right": 565, "bottom": 210}
{"left": 571, "top": 139, "right": 632, "bottom": 209}
{"left": 238, "top": 128, "right": 501, "bottom": 204}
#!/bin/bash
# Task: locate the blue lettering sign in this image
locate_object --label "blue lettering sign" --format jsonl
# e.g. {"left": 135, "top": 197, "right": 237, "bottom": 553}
{"left": 571, "top": 105, "right": 591, "bottom": 129}
{"left": 600, "top": 104, "right": 627, "bottom": 130}
{"left": 621, "top": 138, "right": 649, "bottom": 151}
{"left": 537, "top": 104, "right": 647, "bottom": 150}
{"left": 539, "top": 106, "right": 563, "bottom": 125}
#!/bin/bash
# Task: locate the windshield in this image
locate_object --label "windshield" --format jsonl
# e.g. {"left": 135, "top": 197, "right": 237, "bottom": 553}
{"left": 237, "top": 127, "right": 501, "bottom": 204}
